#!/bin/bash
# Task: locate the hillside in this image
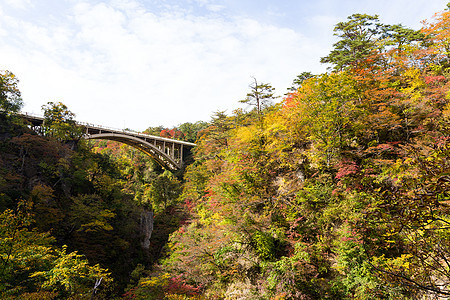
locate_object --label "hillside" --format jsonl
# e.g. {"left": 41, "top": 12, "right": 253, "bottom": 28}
{"left": 1, "top": 5, "right": 450, "bottom": 300}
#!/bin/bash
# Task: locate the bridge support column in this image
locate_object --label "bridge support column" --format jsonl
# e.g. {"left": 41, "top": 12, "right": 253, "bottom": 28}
{"left": 180, "top": 145, "right": 183, "bottom": 164}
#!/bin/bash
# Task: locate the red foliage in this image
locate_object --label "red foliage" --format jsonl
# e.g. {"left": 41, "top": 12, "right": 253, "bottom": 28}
{"left": 160, "top": 128, "right": 185, "bottom": 139}
{"left": 424, "top": 75, "right": 447, "bottom": 85}
{"left": 166, "top": 274, "right": 202, "bottom": 296}
{"left": 203, "top": 189, "right": 214, "bottom": 198}
{"left": 283, "top": 92, "right": 299, "bottom": 108}
{"left": 433, "top": 136, "right": 450, "bottom": 148}
{"left": 122, "top": 287, "right": 137, "bottom": 299}
{"left": 335, "top": 160, "right": 360, "bottom": 180}
{"left": 160, "top": 129, "right": 172, "bottom": 138}
{"left": 184, "top": 199, "right": 195, "bottom": 213}
{"left": 365, "top": 142, "right": 401, "bottom": 156}
{"left": 286, "top": 217, "right": 304, "bottom": 241}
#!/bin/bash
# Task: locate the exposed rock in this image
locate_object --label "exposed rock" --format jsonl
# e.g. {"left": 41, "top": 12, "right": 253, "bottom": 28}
{"left": 140, "top": 208, "right": 154, "bottom": 249}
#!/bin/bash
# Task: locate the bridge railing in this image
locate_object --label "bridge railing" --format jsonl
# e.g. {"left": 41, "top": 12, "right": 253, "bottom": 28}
{"left": 20, "top": 111, "right": 44, "bottom": 120}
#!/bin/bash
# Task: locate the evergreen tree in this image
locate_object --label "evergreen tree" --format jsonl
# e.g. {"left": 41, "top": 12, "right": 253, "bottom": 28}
{"left": 240, "top": 77, "right": 277, "bottom": 114}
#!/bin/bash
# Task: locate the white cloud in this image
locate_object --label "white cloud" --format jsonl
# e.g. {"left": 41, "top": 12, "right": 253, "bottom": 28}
{"left": 207, "top": 4, "right": 225, "bottom": 12}
{"left": 1, "top": 0, "right": 444, "bottom": 130}
{"left": 2, "top": 0, "right": 33, "bottom": 10}
{"left": 0, "top": 0, "right": 324, "bottom": 129}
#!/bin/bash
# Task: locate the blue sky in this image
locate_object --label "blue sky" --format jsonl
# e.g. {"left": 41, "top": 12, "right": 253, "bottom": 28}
{"left": 0, "top": 0, "right": 447, "bottom": 130}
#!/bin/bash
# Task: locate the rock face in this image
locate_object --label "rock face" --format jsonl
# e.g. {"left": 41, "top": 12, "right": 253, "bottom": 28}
{"left": 140, "top": 208, "right": 154, "bottom": 249}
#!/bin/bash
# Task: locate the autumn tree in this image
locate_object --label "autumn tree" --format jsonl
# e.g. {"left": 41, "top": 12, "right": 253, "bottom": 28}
{"left": 152, "top": 7, "right": 450, "bottom": 298}
{"left": 0, "top": 200, "right": 112, "bottom": 299}
{"left": 422, "top": 2, "right": 450, "bottom": 66}
{"left": 160, "top": 128, "right": 185, "bottom": 140}
{"left": 366, "top": 138, "right": 450, "bottom": 297}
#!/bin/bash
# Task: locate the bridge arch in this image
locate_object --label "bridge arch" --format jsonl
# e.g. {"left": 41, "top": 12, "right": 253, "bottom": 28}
{"left": 86, "top": 133, "right": 184, "bottom": 171}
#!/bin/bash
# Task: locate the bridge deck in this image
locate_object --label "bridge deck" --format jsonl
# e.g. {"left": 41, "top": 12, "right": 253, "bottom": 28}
{"left": 19, "top": 112, "right": 196, "bottom": 170}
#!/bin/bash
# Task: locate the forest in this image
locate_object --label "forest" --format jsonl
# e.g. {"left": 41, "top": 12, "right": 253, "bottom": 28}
{"left": 1, "top": 3, "right": 450, "bottom": 300}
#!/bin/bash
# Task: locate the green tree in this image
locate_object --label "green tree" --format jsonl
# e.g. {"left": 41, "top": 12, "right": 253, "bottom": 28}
{"left": 240, "top": 77, "right": 278, "bottom": 114}
{"left": 0, "top": 70, "right": 22, "bottom": 114}
{"left": 178, "top": 121, "right": 209, "bottom": 143}
{"left": 287, "top": 72, "right": 315, "bottom": 92}
{"left": 143, "top": 125, "right": 165, "bottom": 136}
{"left": 149, "top": 172, "right": 181, "bottom": 212}
{"left": 321, "top": 14, "right": 424, "bottom": 71}
{"left": 41, "top": 102, "right": 83, "bottom": 142}
{"left": 0, "top": 200, "right": 54, "bottom": 294}
{"left": 382, "top": 24, "right": 425, "bottom": 50}
{"left": 321, "top": 14, "right": 384, "bottom": 70}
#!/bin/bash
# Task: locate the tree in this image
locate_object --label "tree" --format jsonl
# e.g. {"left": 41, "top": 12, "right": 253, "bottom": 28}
{"left": 0, "top": 200, "right": 53, "bottom": 294}
{"left": 422, "top": 4, "right": 450, "bottom": 66}
{"left": 287, "top": 72, "right": 315, "bottom": 92}
{"left": 382, "top": 24, "right": 425, "bottom": 51}
{"left": 240, "top": 77, "right": 277, "bottom": 114}
{"left": 160, "top": 128, "right": 185, "bottom": 140}
{"left": 0, "top": 70, "right": 22, "bottom": 114}
{"left": 0, "top": 200, "right": 112, "bottom": 298}
{"left": 365, "top": 138, "right": 450, "bottom": 297}
{"left": 31, "top": 245, "right": 112, "bottom": 297}
{"left": 321, "top": 14, "right": 384, "bottom": 70}
{"left": 321, "top": 14, "right": 425, "bottom": 71}
{"left": 41, "top": 101, "right": 83, "bottom": 142}
{"left": 127, "top": 6, "right": 450, "bottom": 299}
{"left": 143, "top": 125, "right": 165, "bottom": 136}
{"left": 178, "top": 121, "right": 209, "bottom": 143}
{"left": 287, "top": 72, "right": 360, "bottom": 168}
{"left": 149, "top": 172, "right": 181, "bottom": 212}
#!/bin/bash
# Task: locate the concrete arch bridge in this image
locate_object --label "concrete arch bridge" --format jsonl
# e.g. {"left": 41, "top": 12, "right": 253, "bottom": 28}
{"left": 20, "top": 113, "right": 196, "bottom": 171}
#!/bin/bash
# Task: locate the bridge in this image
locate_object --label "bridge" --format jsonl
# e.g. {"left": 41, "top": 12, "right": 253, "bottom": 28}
{"left": 19, "top": 113, "right": 196, "bottom": 171}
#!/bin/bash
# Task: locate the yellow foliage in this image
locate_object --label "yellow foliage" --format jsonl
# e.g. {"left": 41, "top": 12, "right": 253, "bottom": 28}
{"left": 233, "top": 125, "right": 256, "bottom": 146}
{"left": 372, "top": 253, "right": 413, "bottom": 272}
{"left": 140, "top": 272, "right": 171, "bottom": 287}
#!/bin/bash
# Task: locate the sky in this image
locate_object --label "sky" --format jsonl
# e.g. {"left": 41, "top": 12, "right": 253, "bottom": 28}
{"left": 0, "top": 0, "right": 448, "bottom": 130}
